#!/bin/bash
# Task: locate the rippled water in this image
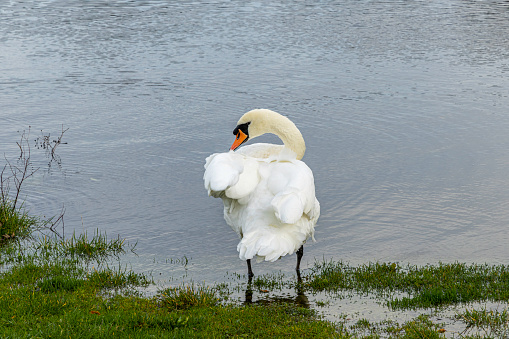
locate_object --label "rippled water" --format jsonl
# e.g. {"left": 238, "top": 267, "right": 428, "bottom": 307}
{"left": 2, "top": 0, "right": 509, "bottom": 289}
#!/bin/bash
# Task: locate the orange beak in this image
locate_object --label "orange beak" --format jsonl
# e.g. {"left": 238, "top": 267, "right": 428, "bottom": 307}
{"left": 230, "top": 130, "right": 248, "bottom": 151}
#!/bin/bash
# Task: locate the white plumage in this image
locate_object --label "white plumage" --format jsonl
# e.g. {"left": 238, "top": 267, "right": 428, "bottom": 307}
{"left": 204, "top": 109, "right": 320, "bottom": 277}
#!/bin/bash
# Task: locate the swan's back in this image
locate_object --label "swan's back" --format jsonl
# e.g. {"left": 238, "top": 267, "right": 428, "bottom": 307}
{"left": 204, "top": 147, "right": 320, "bottom": 263}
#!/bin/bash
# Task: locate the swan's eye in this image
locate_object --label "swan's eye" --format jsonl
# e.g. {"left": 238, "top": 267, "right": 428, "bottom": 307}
{"left": 233, "top": 122, "right": 250, "bottom": 137}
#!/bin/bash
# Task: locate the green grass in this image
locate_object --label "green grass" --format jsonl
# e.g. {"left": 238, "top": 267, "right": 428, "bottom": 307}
{"left": 345, "top": 315, "right": 446, "bottom": 339}
{"left": 456, "top": 307, "right": 509, "bottom": 338}
{"left": 251, "top": 271, "right": 287, "bottom": 290}
{"left": 159, "top": 284, "right": 220, "bottom": 310}
{"left": 0, "top": 252, "right": 340, "bottom": 338}
{"left": 0, "top": 198, "right": 37, "bottom": 244}
{"left": 398, "top": 315, "right": 445, "bottom": 339}
{"left": 306, "top": 260, "right": 509, "bottom": 310}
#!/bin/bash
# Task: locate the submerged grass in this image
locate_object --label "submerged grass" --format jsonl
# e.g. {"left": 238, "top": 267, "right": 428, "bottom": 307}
{"left": 345, "top": 314, "right": 446, "bottom": 339}
{"left": 456, "top": 307, "right": 509, "bottom": 338}
{"left": 306, "top": 260, "right": 509, "bottom": 310}
{"left": 31, "top": 230, "right": 134, "bottom": 261}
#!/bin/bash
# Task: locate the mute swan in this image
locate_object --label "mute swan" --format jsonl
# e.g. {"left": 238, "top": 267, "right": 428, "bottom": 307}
{"left": 204, "top": 109, "right": 320, "bottom": 278}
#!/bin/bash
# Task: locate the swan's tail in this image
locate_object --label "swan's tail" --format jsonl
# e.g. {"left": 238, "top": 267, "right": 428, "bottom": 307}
{"left": 237, "top": 224, "right": 311, "bottom": 263}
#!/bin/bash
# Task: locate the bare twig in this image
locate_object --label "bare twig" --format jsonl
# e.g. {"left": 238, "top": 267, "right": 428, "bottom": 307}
{"left": 1, "top": 163, "right": 8, "bottom": 206}
{"left": 35, "top": 125, "right": 68, "bottom": 161}
{"left": 1, "top": 127, "right": 66, "bottom": 239}
{"left": 1, "top": 128, "right": 39, "bottom": 211}
{"left": 50, "top": 125, "right": 69, "bottom": 158}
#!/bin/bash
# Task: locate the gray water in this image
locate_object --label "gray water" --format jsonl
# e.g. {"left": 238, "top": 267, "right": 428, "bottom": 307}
{"left": 2, "top": 0, "right": 509, "bottom": 291}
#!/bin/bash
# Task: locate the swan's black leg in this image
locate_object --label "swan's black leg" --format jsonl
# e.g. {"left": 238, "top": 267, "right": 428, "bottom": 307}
{"left": 247, "top": 259, "right": 254, "bottom": 279}
{"left": 296, "top": 245, "right": 304, "bottom": 273}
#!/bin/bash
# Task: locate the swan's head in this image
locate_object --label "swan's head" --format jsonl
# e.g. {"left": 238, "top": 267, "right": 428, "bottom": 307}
{"left": 230, "top": 121, "right": 251, "bottom": 151}
{"left": 229, "top": 109, "right": 306, "bottom": 159}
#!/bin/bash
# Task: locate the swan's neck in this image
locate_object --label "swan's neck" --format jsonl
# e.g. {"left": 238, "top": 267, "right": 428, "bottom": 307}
{"left": 250, "top": 109, "right": 306, "bottom": 160}
{"left": 270, "top": 121, "right": 306, "bottom": 160}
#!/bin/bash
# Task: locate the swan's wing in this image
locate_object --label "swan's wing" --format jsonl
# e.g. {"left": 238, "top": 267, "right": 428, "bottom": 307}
{"left": 271, "top": 190, "right": 305, "bottom": 225}
{"left": 204, "top": 152, "right": 242, "bottom": 196}
{"left": 204, "top": 151, "right": 259, "bottom": 199}
{"left": 268, "top": 161, "right": 319, "bottom": 225}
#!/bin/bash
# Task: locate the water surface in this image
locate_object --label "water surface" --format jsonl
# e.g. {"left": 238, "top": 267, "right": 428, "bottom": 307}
{"left": 1, "top": 0, "right": 509, "bottom": 290}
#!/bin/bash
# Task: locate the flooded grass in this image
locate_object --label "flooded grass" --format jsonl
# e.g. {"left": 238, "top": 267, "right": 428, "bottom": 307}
{"left": 0, "top": 199, "right": 37, "bottom": 245}
{"left": 34, "top": 230, "right": 135, "bottom": 262}
{"left": 456, "top": 307, "right": 509, "bottom": 338}
{"left": 306, "top": 260, "right": 509, "bottom": 311}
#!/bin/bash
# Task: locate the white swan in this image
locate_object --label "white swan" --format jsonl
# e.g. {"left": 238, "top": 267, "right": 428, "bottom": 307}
{"left": 204, "top": 109, "right": 320, "bottom": 278}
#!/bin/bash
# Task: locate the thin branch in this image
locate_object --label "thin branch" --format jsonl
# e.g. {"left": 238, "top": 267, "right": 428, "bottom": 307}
{"left": 2, "top": 126, "right": 66, "bottom": 240}
{"left": 9, "top": 129, "right": 38, "bottom": 210}
{"left": 50, "top": 125, "right": 69, "bottom": 159}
